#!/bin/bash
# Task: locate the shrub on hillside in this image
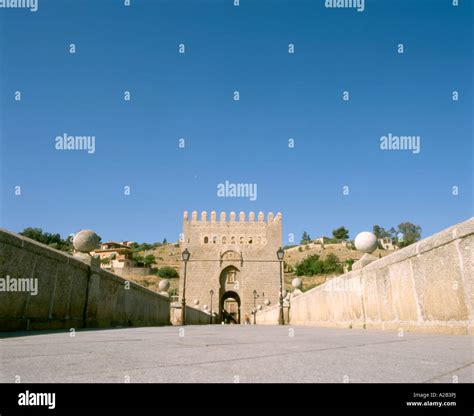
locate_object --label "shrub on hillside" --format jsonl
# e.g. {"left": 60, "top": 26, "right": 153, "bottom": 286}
{"left": 295, "top": 254, "right": 343, "bottom": 276}
{"left": 156, "top": 266, "right": 179, "bottom": 279}
{"left": 133, "top": 254, "right": 156, "bottom": 267}
{"left": 345, "top": 258, "right": 355, "bottom": 272}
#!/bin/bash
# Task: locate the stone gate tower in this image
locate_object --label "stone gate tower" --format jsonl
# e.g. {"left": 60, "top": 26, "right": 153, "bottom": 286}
{"left": 179, "top": 210, "right": 282, "bottom": 324}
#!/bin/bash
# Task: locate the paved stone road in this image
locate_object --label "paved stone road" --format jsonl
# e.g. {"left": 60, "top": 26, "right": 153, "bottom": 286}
{"left": 0, "top": 326, "right": 472, "bottom": 383}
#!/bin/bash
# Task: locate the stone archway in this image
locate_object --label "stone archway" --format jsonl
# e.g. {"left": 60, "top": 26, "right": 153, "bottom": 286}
{"left": 220, "top": 290, "right": 241, "bottom": 324}
{"left": 219, "top": 266, "right": 241, "bottom": 324}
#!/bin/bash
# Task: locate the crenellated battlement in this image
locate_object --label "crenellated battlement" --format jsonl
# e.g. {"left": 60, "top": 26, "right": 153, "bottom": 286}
{"left": 183, "top": 211, "right": 282, "bottom": 225}
{"left": 182, "top": 211, "right": 282, "bottom": 249}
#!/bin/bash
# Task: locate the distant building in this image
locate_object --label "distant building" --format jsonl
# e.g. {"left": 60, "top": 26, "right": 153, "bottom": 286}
{"left": 119, "top": 241, "right": 135, "bottom": 248}
{"left": 93, "top": 241, "right": 136, "bottom": 269}
{"left": 378, "top": 237, "right": 398, "bottom": 251}
{"left": 314, "top": 236, "right": 330, "bottom": 244}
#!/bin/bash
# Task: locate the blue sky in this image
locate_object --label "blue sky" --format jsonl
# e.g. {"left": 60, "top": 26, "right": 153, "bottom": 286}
{"left": 0, "top": 0, "right": 472, "bottom": 244}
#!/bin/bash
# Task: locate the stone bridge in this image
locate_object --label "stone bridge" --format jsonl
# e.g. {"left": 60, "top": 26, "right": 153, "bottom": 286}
{"left": 0, "top": 220, "right": 472, "bottom": 383}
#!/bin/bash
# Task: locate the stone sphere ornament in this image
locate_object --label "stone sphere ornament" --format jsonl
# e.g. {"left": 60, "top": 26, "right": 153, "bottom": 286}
{"left": 292, "top": 277, "right": 302, "bottom": 289}
{"left": 73, "top": 230, "right": 100, "bottom": 253}
{"left": 203, "top": 305, "right": 208, "bottom": 311}
{"left": 354, "top": 231, "right": 378, "bottom": 254}
{"left": 194, "top": 299, "right": 200, "bottom": 306}
{"left": 264, "top": 299, "right": 271, "bottom": 306}
{"left": 158, "top": 279, "right": 170, "bottom": 292}
{"left": 257, "top": 305, "right": 263, "bottom": 311}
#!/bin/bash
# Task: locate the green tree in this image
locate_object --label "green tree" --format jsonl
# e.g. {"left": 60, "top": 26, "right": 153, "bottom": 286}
{"left": 396, "top": 222, "right": 422, "bottom": 248}
{"left": 19, "top": 227, "right": 74, "bottom": 252}
{"left": 133, "top": 253, "right": 145, "bottom": 266}
{"left": 134, "top": 254, "right": 156, "bottom": 267}
{"left": 143, "top": 254, "right": 156, "bottom": 268}
{"left": 388, "top": 227, "right": 397, "bottom": 240}
{"left": 373, "top": 225, "right": 389, "bottom": 239}
{"left": 300, "top": 231, "right": 312, "bottom": 245}
{"left": 162, "top": 238, "right": 168, "bottom": 244}
{"left": 20, "top": 227, "right": 60, "bottom": 245}
{"left": 131, "top": 243, "right": 153, "bottom": 252}
{"left": 332, "top": 226, "right": 349, "bottom": 241}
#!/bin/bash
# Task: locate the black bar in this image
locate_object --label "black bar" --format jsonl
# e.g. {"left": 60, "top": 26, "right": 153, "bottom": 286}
{"left": 0, "top": 383, "right": 472, "bottom": 412}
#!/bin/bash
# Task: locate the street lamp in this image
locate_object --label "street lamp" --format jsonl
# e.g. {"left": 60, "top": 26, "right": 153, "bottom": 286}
{"left": 209, "top": 289, "right": 214, "bottom": 324}
{"left": 252, "top": 290, "right": 260, "bottom": 325}
{"left": 277, "top": 247, "right": 285, "bottom": 325}
{"left": 181, "top": 248, "right": 191, "bottom": 325}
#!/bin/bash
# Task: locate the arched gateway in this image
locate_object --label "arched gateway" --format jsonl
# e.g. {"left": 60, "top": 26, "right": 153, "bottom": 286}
{"left": 219, "top": 265, "right": 241, "bottom": 323}
{"left": 221, "top": 291, "right": 241, "bottom": 324}
{"left": 179, "top": 211, "right": 282, "bottom": 323}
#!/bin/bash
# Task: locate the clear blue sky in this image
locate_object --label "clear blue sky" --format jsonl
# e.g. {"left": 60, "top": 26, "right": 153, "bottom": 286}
{"left": 0, "top": 0, "right": 472, "bottom": 244}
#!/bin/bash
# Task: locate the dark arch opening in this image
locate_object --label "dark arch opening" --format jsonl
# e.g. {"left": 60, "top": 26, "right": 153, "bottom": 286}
{"left": 220, "top": 290, "right": 241, "bottom": 324}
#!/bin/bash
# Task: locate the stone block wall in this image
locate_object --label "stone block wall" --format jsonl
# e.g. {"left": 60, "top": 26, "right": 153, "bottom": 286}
{"left": 0, "top": 229, "right": 170, "bottom": 331}
{"left": 257, "top": 218, "right": 473, "bottom": 335}
{"left": 170, "top": 303, "right": 213, "bottom": 325}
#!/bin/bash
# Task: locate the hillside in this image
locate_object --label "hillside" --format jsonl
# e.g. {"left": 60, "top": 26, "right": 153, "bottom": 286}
{"left": 284, "top": 243, "right": 390, "bottom": 267}
{"left": 151, "top": 243, "right": 182, "bottom": 271}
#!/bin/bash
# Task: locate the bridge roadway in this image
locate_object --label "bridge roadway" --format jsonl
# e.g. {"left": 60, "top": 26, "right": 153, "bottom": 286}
{"left": 0, "top": 325, "right": 472, "bottom": 383}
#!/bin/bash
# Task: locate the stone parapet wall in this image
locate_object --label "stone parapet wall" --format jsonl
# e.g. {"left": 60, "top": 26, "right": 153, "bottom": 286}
{"left": 257, "top": 218, "right": 473, "bottom": 335}
{"left": 112, "top": 267, "right": 152, "bottom": 277}
{"left": 170, "top": 304, "right": 213, "bottom": 325}
{"left": 0, "top": 229, "right": 170, "bottom": 331}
